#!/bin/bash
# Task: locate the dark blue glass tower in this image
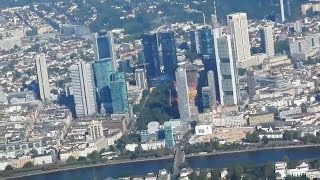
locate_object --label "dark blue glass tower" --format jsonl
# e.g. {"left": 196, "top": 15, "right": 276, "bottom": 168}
{"left": 141, "top": 34, "right": 161, "bottom": 80}
{"left": 197, "top": 27, "right": 220, "bottom": 103}
{"left": 158, "top": 31, "right": 178, "bottom": 80}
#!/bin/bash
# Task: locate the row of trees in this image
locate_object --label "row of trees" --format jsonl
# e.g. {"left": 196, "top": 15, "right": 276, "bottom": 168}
{"left": 184, "top": 140, "right": 244, "bottom": 154}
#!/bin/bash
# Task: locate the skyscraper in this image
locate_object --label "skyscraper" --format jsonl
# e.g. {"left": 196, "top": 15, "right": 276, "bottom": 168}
{"left": 158, "top": 32, "right": 178, "bottom": 80}
{"left": 198, "top": 27, "right": 220, "bottom": 102}
{"left": 207, "top": 70, "right": 217, "bottom": 107}
{"left": 189, "top": 30, "right": 200, "bottom": 54}
{"left": 164, "top": 121, "right": 175, "bottom": 148}
{"left": 93, "top": 31, "right": 116, "bottom": 70}
{"left": 214, "top": 34, "right": 239, "bottom": 106}
{"left": 260, "top": 25, "right": 275, "bottom": 57}
{"left": 35, "top": 54, "right": 50, "bottom": 101}
{"left": 175, "top": 67, "right": 191, "bottom": 120}
{"left": 280, "top": 0, "right": 285, "bottom": 22}
{"left": 141, "top": 34, "right": 161, "bottom": 80}
{"left": 70, "top": 61, "right": 97, "bottom": 116}
{"left": 135, "top": 68, "right": 148, "bottom": 89}
{"left": 110, "top": 72, "right": 129, "bottom": 113}
{"left": 211, "top": 0, "right": 219, "bottom": 29}
{"left": 93, "top": 58, "right": 114, "bottom": 112}
{"left": 227, "top": 12, "right": 251, "bottom": 62}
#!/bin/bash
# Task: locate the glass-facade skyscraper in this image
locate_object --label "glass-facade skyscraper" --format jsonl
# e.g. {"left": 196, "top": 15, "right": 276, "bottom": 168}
{"left": 158, "top": 32, "right": 178, "bottom": 80}
{"left": 164, "top": 121, "right": 175, "bottom": 148}
{"left": 141, "top": 34, "right": 161, "bottom": 80}
{"left": 110, "top": 72, "right": 129, "bottom": 113}
{"left": 93, "top": 58, "right": 114, "bottom": 112}
{"left": 197, "top": 27, "right": 220, "bottom": 103}
{"left": 93, "top": 31, "right": 116, "bottom": 70}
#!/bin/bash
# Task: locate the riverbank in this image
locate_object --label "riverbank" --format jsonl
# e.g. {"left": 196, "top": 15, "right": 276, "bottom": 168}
{"left": 3, "top": 143, "right": 320, "bottom": 180}
{"left": 186, "top": 143, "right": 320, "bottom": 158}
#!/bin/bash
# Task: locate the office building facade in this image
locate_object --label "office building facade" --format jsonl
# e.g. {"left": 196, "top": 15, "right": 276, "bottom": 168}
{"left": 110, "top": 72, "right": 129, "bottom": 113}
{"left": 35, "top": 54, "right": 50, "bottom": 101}
{"left": 207, "top": 70, "right": 217, "bottom": 107}
{"left": 164, "top": 121, "right": 175, "bottom": 148}
{"left": 214, "top": 34, "right": 239, "bottom": 106}
{"left": 141, "top": 34, "right": 161, "bottom": 80}
{"left": 175, "top": 67, "right": 191, "bottom": 120}
{"left": 70, "top": 61, "right": 97, "bottom": 116}
{"left": 260, "top": 26, "right": 275, "bottom": 57}
{"left": 158, "top": 32, "right": 178, "bottom": 80}
{"left": 227, "top": 13, "right": 251, "bottom": 62}
{"left": 93, "top": 58, "right": 114, "bottom": 112}
{"left": 135, "top": 68, "right": 148, "bottom": 89}
{"left": 93, "top": 31, "right": 116, "bottom": 70}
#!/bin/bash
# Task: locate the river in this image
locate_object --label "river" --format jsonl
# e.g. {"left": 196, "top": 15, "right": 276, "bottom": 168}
{"left": 10, "top": 146, "right": 320, "bottom": 180}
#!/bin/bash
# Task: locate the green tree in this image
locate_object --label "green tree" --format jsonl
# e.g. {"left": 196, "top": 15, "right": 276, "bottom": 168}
{"left": 66, "top": 156, "right": 78, "bottom": 164}
{"left": 4, "top": 165, "right": 14, "bottom": 171}
{"left": 30, "top": 149, "right": 38, "bottom": 157}
{"left": 22, "top": 162, "right": 34, "bottom": 169}
{"left": 261, "top": 136, "right": 269, "bottom": 144}
{"left": 78, "top": 156, "right": 87, "bottom": 162}
{"left": 87, "top": 150, "right": 100, "bottom": 161}
{"left": 283, "top": 131, "right": 294, "bottom": 141}
{"left": 245, "top": 131, "right": 260, "bottom": 143}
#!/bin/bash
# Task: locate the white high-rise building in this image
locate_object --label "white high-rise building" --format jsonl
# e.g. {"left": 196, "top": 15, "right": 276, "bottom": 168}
{"left": 70, "top": 61, "right": 97, "bottom": 116}
{"left": 175, "top": 67, "right": 191, "bottom": 120}
{"left": 135, "top": 68, "right": 148, "bottom": 89}
{"left": 214, "top": 32, "right": 239, "bottom": 106}
{"left": 280, "top": 0, "right": 286, "bottom": 22}
{"left": 260, "top": 26, "right": 275, "bottom": 57}
{"left": 35, "top": 54, "right": 50, "bottom": 101}
{"left": 227, "top": 12, "right": 251, "bottom": 62}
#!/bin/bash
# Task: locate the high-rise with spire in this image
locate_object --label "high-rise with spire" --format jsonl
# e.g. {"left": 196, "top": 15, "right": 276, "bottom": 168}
{"left": 211, "top": 0, "right": 219, "bottom": 29}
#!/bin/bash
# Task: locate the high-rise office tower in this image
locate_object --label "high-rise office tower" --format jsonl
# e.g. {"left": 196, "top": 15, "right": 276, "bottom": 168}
{"left": 198, "top": 27, "right": 220, "bottom": 102}
{"left": 260, "top": 26, "right": 275, "bottom": 57}
{"left": 135, "top": 68, "right": 148, "bottom": 89}
{"left": 227, "top": 12, "right": 251, "bottom": 62}
{"left": 110, "top": 72, "right": 129, "bottom": 113}
{"left": 141, "top": 34, "right": 161, "bottom": 80}
{"left": 158, "top": 32, "right": 178, "bottom": 80}
{"left": 70, "top": 61, "right": 97, "bottom": 116}
{"left": 280, "top": 0, "right": 285, "bottom": 22}
{"left": 175, "top": 67, "right": 191, "bottom": 120}
{"left": 207, "top": 70, "right": 217, "bottom": 106}
{"left": 214, "top": 34, "right": 239, "bottom": 106}
{"left": 93, "top": 31, "right": 116, "bottom": 70}
{"left": 164, "top": 121, "right": 175, "bottom": 148}
{"left": 189, "top": 30, "right": 200, "bottom": 54}
{"left": 35, "top": 54, "right": 50, "bottom": 101}
{"left": 211, "top": 0, "right": 219, "bottom": 29}
{"left": 93, "top": 58, "right": 114, "bottom": 112}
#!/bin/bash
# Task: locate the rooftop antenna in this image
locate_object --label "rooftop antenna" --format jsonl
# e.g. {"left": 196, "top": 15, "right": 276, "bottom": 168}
{"left": 214, "top": 0, "right": 217, "bottom": 15}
